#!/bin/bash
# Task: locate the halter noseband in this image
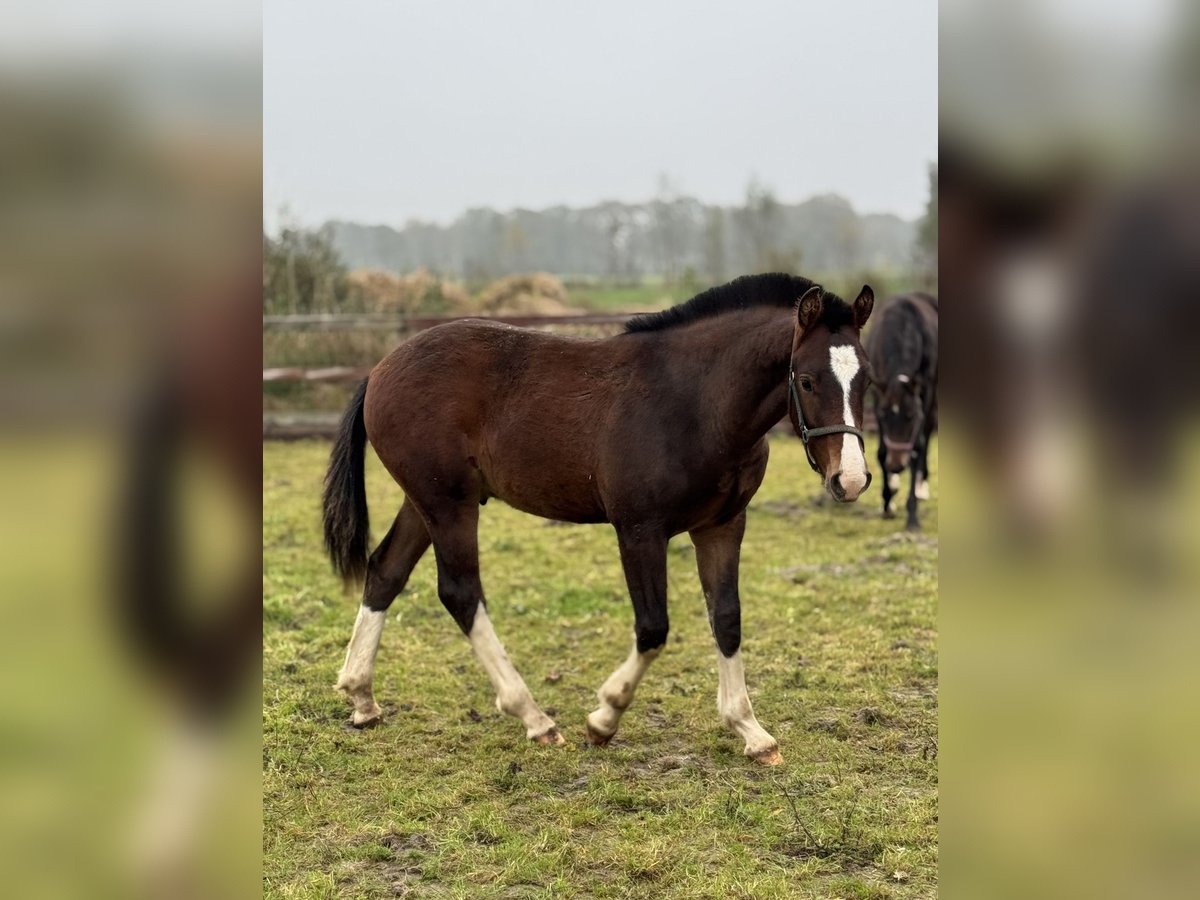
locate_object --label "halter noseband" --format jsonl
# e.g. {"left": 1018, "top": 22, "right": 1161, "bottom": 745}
{"left": 882, "top": 412, "right": 925, "bottom": 453}
{"left": 787, "top": 365, "right": 866, "bottom": 473}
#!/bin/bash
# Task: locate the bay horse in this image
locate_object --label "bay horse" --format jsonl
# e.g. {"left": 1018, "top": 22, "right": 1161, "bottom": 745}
{"left": 865, "top": 292, "right": 938, "bottom": 530}
{"left": 322, "top": 274, "right": 874, "bottom": 765}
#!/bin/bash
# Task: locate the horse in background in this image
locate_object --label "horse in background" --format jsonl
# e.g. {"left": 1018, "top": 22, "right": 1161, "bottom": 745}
{"left": 866, "top": 293, "right": 938, "bottom": 530}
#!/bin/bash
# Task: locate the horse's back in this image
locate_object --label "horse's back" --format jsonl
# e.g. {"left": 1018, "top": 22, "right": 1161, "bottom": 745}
{"left": 363, "top": 319, "right": 618, "bottom": 522}
{"left": 867, "top": 293, "right": 939, "bottom": 384}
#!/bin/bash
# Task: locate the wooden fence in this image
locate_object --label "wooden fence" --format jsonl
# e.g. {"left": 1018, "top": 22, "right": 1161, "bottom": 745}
{"left": 263, "top": 311, "right": 634, "bottom": 333}
{"left": 263, "top": 311, "right": 878, "bottom": 439}
{"left": 263, "top": 311, "right": 636, "bottom": 437}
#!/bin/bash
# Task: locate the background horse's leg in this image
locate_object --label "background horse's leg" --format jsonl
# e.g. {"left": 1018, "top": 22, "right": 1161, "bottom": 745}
{"left": 429, "top": 501, "right": 563, "bottom": 745}
{"left": 906, "top": 449, "right": 922, "bottom": 530}
{"left": 586, "top": 528, "right": 669, "bottom": 746}
{"left": 879, "top": 437, "right": 897, "bottom": 518}
{"left": 690, "top": 513, "right": 781, "bottom": 765}
{"left": 337, "top": 499, "right": 431, "bottom": 726}
{"left": 914, "top": 426, "right": 933, "bottom": 501}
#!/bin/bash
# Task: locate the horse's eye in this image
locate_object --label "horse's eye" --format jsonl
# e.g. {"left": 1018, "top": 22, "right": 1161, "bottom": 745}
{"left": 799, "top": 376, "right": 814, "bottom": 393}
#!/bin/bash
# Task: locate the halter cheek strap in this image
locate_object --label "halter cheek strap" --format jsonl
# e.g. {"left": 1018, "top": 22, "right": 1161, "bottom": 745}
{"left": 787, "top": 365, "right": 866, "bottom": 473}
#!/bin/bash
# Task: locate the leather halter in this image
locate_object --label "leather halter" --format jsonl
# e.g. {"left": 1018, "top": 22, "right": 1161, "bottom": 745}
{"left": 787, "top": 365, "right": 866, "bottom": 473}
{"left": 882, "top": 411, "right": 925, "bottom": 453}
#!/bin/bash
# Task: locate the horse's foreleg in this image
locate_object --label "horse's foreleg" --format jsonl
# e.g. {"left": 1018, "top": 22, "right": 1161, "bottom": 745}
{"left": 879, "top": 438, "right": 897, "bottom": 518}
{"left": 430, "top": 504, "right": 562, "bottom": 745}
{"left": 691, "top": 513, "right": 780, "bottom": 765}
{"left": 914, "top": 435, "right": 931, "bottom": 501}
{"left": 906, "top": 450, "right": 922, "bottom": 530}
{"left": 586, "top": 527, "right": 669, "bottom": 746}
{"left": 337, "top": 499, "right": 430, "bottom": 726}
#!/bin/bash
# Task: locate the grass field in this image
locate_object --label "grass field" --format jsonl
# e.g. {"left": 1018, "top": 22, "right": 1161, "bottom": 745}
{"left": 264, "top": 438, "right": 938, "bottom": 898}
{"left": 564, "top": 282, "right": 694, "bottom": 313}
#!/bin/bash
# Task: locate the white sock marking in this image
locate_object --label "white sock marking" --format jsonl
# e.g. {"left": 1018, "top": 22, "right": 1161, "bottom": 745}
{"left": 468, "top": 603, "right": 555, "bottom": 738}
{"left": 339, "top": 607, "right": 385, "bottom": 689}
{"left": 337, "top": 606, "right": 387, "bottom": 723}
{"left": 716, "top": 651, "right": 777, "bottom": 756}
{"left": 888, "top": 472, "right": 901, "bottom": 492}
{"left": 915, "top": 477, "right": 930, "bottom": 500}
{"left": 829, "top": 345, "right": 867, "bottom": 489}
{"left": 587, "top": 641, "right": 661, "bottom": 738}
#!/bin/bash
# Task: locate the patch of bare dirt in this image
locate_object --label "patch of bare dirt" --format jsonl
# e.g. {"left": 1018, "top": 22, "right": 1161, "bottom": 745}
{"left": 806, "top": 716, "right": 852, "bottom": 740}
{"left": 868, "top": 531, "right": 939, "bottom": 551}
{"left": 756, "top": 499, "right": 809, "bottom": 519}
{"left": 854, "top": 707, "right": 891, "bottom": 727}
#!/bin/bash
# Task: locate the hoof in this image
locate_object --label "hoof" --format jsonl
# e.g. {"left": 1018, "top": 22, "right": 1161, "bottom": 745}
{"left": 749, "top": 746, "right": 784, "bottom": 766}
{"left": 350, "top": 706, "right": 383, "bottom": 729}
{"left": 906, "top": 520, "right": 921, "bottom": 532}
{"left": 882, "top": 508, "right": 896, "bottom": 520}
{"left": 585, "top": 722, "right": 614, "bottom": 747}
{"left": 533, "top": 727, "right": 566, "bottom": 746}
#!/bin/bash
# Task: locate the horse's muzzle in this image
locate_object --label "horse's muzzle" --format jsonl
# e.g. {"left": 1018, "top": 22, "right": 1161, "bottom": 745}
{"left": 829, "top": 469, "right": 871, "bottom": 503}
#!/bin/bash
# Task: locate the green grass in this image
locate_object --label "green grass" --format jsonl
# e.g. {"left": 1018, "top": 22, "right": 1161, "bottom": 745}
{"left": 264, "top": 438, "right": 938, "bottom": 898}
{"left": 563, "top": 282, "right": 694, "bottom": 313}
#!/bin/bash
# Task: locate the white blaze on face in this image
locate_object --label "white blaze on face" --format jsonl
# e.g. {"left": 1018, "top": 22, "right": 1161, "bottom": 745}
{"left": 829, "top": 345, "right": 867, "bottom": 490}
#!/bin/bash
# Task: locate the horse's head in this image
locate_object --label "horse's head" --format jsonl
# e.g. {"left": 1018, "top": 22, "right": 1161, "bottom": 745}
{"left": 789, "top": 284, "right": 875, "bottom": 502}
{"left": 878, "top": 373, "right": 926, "bottom": 473}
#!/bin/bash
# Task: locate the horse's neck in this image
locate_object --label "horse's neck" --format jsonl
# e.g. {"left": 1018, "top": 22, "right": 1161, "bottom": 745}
{"left": 668, "top": 309, "right": 794, "bottom": 455}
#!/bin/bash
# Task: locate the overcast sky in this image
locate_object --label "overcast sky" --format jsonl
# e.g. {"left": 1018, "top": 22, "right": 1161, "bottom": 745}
{"left": 264, "top": 1, "right": 937, "bottom": 231}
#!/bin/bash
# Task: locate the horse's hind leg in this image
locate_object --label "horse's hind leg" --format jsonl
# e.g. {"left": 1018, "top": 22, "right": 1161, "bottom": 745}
{"left": 337, "top": 499, "right": 431, "bottom": 726}
{"left": 690, "top": 513, "right": 781, "bottom": 765}
{"left": 586, "top": 527, "right": 669, "bottom": 746}
{"left": 428, "top": 501, "right": 563, "bottom": 745}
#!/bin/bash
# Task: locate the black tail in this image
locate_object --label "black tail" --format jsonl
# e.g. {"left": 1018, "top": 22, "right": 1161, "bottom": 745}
{"left": 322, "top": 378, "right": 371, "bottom": 586}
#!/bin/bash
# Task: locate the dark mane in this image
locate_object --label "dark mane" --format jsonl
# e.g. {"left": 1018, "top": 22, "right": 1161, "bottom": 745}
{"left": 624, "top": 273, "right": 854, "bottom": 334}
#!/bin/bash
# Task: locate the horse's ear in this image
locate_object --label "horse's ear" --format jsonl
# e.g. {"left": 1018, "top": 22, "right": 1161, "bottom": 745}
{"left": 796, "top": 285, "right": 824, "bottom": 332}
{"left": 853, "top": 285, "right": 875, "bottom": 330}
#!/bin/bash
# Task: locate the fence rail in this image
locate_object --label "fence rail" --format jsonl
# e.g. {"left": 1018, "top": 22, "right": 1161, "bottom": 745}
{"left": 262, "top": 310, "right": 878, "bottom": 438}
{"left": 264, "top": 311, "right": 639, "bottom": 436}
{"left": 264, "top": 311, "right": 635, "bottom": 332}
{"left": 263, "top": 366, "right": 371, "bottom": 383}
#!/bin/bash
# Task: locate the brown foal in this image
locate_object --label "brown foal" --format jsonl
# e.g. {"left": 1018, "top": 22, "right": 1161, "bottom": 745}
{"left": 322, "top": 273, "right": 874, "bottom": 764}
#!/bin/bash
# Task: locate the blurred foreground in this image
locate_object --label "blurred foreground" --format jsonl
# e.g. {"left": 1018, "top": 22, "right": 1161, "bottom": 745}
{"left": 941, "top": 1, "right": 1200, "bottom": 897}
{"left": 0, "top": 5, "right": 261, "bottom": 898}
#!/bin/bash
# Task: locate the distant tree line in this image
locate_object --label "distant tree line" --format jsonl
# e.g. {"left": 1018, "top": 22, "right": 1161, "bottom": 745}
{"left": 915, "top": 163, "right": 937, "bottom": 285}
{"left": 320, "top": 181, "right": 920, "bottom": 285}
{"left": 263, "top": 227, "right": 353, "bottom": 314}
{"left": 264, "top": 175, "right": 938, "bottom": 314}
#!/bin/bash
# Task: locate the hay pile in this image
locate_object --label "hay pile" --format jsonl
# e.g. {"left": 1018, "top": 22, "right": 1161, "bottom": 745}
{"left": 473, "top": 273, "right": 575, "bottom": 315}
{"left": 348, "top": 268, "right": 470, "bottom": 315}
{"left": 349, "top": 269, "right": 579, "bottom": 317}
